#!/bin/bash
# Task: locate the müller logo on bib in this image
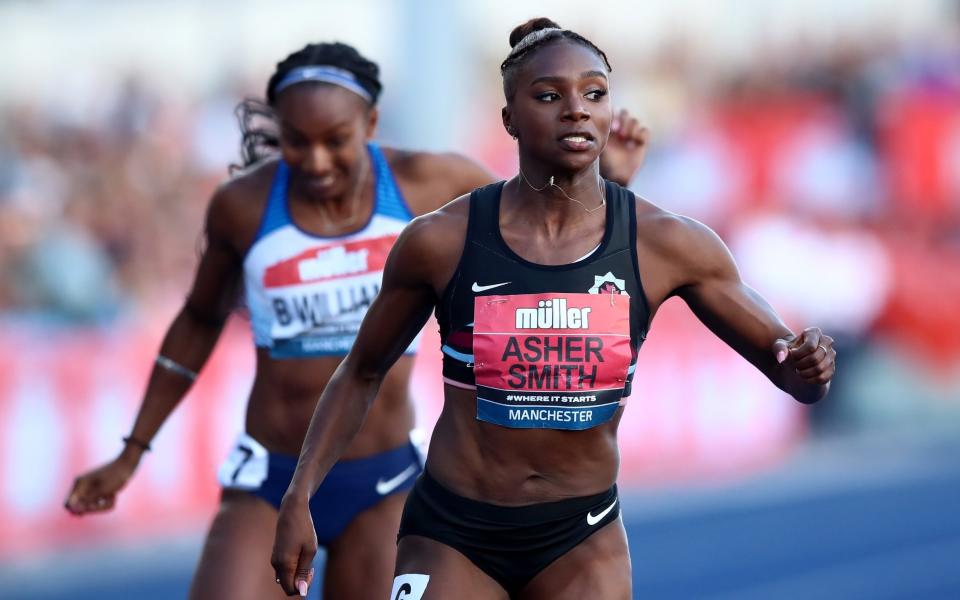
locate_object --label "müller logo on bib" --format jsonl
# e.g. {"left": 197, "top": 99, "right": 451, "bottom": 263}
{"left": 262, "top": 235, "right": 397, "bottom": 358}
{"left": 263, "top": 235, "right": 396, "bottom": 287}
{"left": 298, "top": 246, "right": 369, "bottom": 281}
{"left": 473, "top": 292, "right": 632, "bottom": 431}
{"left": 515, "top": 298, "right": 592, "bottom": 330}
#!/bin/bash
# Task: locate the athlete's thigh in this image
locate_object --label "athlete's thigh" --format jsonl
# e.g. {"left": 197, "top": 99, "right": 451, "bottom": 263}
{"left": 323, "top": 491, "right": 407, "bottom": 600}
{"left": 189, "top": 489, "right": 288, "bottom": 600}
{"left": 518, "top": 518, "right": 632, "bottom": 600}
{"left": 393, "top": 535, "right": 509, "bottom": 600}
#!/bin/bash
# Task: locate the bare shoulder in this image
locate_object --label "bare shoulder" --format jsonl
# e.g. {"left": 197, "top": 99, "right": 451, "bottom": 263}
{"left": 385, "top": 148, "right": 487, "bottom": 181}
{"left": 387, "top": 193, "right": 472, "bottom": 294}
{"left": 212, "top": 158, "right": 277, "bottom": 212}
{"left": 395, "top": 193, "right": 470, "bottom": 258}
{"left": 206, "top": 158, "right": 280, "bottom": 252}
{"left": 634, "top": 195, "right": 737, "bottom": 286}
{"left": 381, "top": 147, "right": 494, "bottom": 215}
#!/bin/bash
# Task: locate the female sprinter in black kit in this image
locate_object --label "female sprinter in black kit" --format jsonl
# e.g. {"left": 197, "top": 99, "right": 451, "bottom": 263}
{"left": 64, "top": 41, "right": 647, "bottom": 600}
{"left": 272, "top": 18, "right": 836, "bottom": 600}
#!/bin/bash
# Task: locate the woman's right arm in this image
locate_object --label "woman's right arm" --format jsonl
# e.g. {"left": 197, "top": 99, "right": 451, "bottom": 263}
{"left": 64, "top": 185, "right": 246, "bottom": 515}
{"left": 270, "top": 205, "right": 462, "bottom": 596}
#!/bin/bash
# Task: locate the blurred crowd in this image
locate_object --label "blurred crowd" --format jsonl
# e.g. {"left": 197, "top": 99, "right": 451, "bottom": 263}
{"left": 628, "top": 27, "right": 960, "bottom": 368}
{"left": 2, "top": 13, "right": 959, "bottom": 426}
{"left": 0, "top": 77, "right": 250, "bottom": 322}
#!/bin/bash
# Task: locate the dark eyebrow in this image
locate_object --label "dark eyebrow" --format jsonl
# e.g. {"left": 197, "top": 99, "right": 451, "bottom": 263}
{"left": 529, "top": 70, "right": 608, "bottom": 86}
{"left": 580, "top": 70, "right": 608, "bottom": 80}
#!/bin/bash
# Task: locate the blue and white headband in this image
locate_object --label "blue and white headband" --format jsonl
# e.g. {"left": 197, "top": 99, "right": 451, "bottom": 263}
{"left": 273, "top": 65, "right": 374, "bottom": 103}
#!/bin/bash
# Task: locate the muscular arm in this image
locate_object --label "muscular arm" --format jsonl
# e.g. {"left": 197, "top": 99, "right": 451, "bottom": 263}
{"left": 657, "top": 214, "right": 830, "bottom": 403}
{"left": 271, "top": 199, "right": 467, "bottom": 594}
{"left": 123, "top": 187, "right": 245, "bottom": 460}
{"left": 284, "top": 212, "right": 449, "bottom": 498}
{"left": 65, "top": 183, "right": 249, "bottom": 515}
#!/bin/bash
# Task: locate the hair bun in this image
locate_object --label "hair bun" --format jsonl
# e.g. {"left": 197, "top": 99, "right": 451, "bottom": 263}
{"left": 509, "top": 17, "right": 561, "bottom": 48}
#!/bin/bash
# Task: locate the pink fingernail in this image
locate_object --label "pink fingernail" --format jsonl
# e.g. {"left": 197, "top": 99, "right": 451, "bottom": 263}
{"left": 776, "top": 350, "right": 787, "bottom": 364}
{"left": 297, "top": 580, "right": 308, "bottom": 597}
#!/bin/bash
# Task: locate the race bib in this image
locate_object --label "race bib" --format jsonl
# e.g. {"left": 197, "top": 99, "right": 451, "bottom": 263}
{"left": 473, "top": 293, "right": 631, "bottom": 430}
{"left": 216, "top": 433, "right": 269, "bottom": 490}
{"left": 390, "top": 574, "right": 429, "bottom": 600}
{"left": 262, "top": 235, "right": 396, "bottom": 357}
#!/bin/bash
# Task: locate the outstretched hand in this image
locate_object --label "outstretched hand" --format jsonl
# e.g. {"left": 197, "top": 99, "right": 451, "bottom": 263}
{"left": 772, "top": 327, "right": 836, "bottom": 386}
{"left": 599, "top": 108, "right": 649, "bottom": 187}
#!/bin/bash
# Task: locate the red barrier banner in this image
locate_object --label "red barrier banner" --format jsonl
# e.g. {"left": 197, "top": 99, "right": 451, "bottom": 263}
{"left": 0, "top": 301, "right": 802, "bottom": 558}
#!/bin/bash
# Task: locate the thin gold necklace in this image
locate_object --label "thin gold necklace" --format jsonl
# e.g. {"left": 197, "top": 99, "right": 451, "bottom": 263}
{"left": 517, "top": 169, "right": 606, "bottom": 214}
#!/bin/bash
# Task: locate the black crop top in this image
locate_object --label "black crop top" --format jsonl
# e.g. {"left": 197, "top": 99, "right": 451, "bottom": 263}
{"left": 435, "top": 180, "right": 650, "bottom": 430}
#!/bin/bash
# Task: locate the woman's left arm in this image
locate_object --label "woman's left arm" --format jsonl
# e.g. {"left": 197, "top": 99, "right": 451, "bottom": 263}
{"left": 661, "top": 215, "right": 835, "bottom": 404}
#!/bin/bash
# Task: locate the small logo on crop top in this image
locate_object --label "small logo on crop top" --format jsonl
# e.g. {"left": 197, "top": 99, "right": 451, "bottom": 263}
{"left": 515, "top": 298, "right": 591, "bottom": 329}
{"left": 588, "top": 272, "right": 626, "bottom": 295}
{"left": 298, "top": 246, "right": 369, "bottom": 281}
{"left": 472, "top": 281, "right": 511, "bottom": 293}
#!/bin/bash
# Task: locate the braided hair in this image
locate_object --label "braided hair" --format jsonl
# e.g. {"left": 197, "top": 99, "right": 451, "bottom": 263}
{"left": 233, "top": 42, "right": 382, "bottom": 171}
{"left": 500, "top": 18, "right": 612, "bottom": 100}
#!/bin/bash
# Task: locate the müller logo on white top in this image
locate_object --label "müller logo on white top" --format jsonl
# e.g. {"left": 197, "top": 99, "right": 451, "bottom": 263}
{"left": 515, "top": 299, "right": 592, "bottom": 329}
{"left": 298, "top": 246, "right": 370, "bottom": 281}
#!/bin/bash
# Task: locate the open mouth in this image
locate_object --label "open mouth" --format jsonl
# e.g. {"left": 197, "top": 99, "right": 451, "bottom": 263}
{"left": 303, "top": 173, "right": 337, "bottom": 190}
{"left": 559, "top": 133, "right": 594, "bottom": 143}
{"left": 558, "top": 132, "right": 595, "bottom": 151}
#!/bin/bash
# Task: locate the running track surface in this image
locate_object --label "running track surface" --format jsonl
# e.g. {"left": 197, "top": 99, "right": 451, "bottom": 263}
{"left": 4, "top": 431, "right": 958, "bottom": 599}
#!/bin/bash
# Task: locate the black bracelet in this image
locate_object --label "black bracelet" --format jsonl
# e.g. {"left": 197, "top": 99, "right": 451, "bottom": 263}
{"left": 123, "top": 435, "right": 152, "bottom": 452}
